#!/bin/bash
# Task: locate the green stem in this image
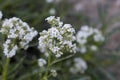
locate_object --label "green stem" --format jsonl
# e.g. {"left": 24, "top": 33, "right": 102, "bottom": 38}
{"left": 2, "top": 58, "right": 10, "bottom": 80}
{"left": 50, "top": 54, "right": 75, "bottom": 66}
{"left": 42, "top": 54, "right": 51, "bottom": 80}
{"left": 41, "top": 53, "right": 75, "bottom": 80}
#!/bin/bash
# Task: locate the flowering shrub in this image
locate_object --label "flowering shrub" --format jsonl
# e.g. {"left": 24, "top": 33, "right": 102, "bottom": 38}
{"left": 0, "top": 9, "right": 106, "bottom": 80}
{"left": 0, "top": 0, "right": 115, "bottom": 80}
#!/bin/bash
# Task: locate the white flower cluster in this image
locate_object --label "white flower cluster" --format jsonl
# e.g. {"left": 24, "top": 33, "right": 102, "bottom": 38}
{"left": 76, "top": 25, "right": 104, "bottom": 53}
{"left": 0, "top": 11, "right": 3, "bottom": 20}
{"left": 0, "top": 17, "right": 38, "bottom": 58}
{"left": 38, "top": 16, "right": 76, "bottom": 57}
{"left": 70, "top": 57, "right": 87, "bottom": 74}
{"left": 38, "top": 58, "right": 47, "bottom": 67}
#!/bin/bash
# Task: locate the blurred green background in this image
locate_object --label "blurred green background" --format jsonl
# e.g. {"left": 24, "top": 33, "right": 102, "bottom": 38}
{"left": 0, "top": 0, "right": 120, "bottom": 80}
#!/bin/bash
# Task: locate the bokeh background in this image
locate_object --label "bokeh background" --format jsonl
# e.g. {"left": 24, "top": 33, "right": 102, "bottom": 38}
{"left": 0, "top": 0, "right": 120, "bottom": 80}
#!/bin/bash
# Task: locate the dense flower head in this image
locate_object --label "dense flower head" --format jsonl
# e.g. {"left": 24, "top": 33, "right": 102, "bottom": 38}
{"left": 70, "top": 57, "right": 87, "bottom": 74}
{"left": 76, "top": 25, "right": 104, "bottom": 53}
{"left": 0, "top": 17, "right": 38, "bottom": 58}
{"left": 38, "top": 16, "right": 76, "bottom": 57}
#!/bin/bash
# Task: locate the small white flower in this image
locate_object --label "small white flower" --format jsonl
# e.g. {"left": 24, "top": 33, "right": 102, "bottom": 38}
{"left": 45, "top": 16, "right": 63, "bottom": 27}
{"left": 93, "top": 34, "right": 104, "bottom": 42}
{"left": 44, "top": 52, "right": 49, "bottom": 57}
{"left": 49, "top": 8, "right": 56, "bottom": 15}
{"left": 80, "top": 46, "right": 86, "bottom": 53}
{"left": 90, "top": 45, "right": 97, "bottom": 51}
{"left": 45, "top": 16, "right": 55, "bottom": 22}
{"left": 38, "top": 58, "right": 47, "bottom": 67}
{"left": 51, "top": 46, "right": 60, "bottom": 53}
{"left": 48, "top": 27, "right": 60, "bottom": 38}
{"left": 81, "top": 25, "right": 89, "bottom": 31}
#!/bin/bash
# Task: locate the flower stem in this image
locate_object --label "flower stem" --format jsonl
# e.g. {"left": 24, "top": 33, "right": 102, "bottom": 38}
{"left": 2, "top": 58, "right": 10, "bottom": 80}
{"left": 50, "top": 54, "right": 75, "bottom": 66}
{"left": 42, "top": 54, "right": 51, "bottom": 80}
